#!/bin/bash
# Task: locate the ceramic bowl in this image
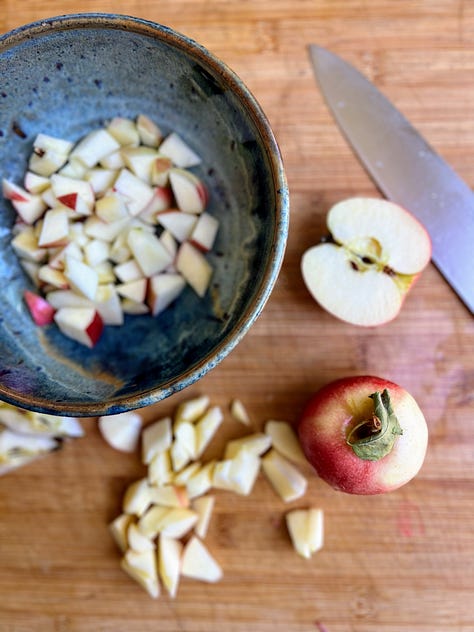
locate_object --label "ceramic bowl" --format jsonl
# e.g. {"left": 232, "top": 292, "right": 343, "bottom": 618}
{"left": 0, "top": 14, "right": 289, "bottom": 416}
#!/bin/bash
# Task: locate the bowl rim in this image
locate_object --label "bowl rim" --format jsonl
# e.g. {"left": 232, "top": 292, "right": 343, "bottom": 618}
{"left": 0, "top": 13, "right": 289, "bottom": 417}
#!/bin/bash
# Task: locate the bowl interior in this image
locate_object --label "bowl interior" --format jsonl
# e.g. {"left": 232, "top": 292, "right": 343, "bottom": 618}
{"left": 0, "top": 15, "right": 288, "bottom": 416}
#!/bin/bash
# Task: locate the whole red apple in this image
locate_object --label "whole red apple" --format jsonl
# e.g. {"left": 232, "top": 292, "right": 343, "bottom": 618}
{"left": 298, "top": 375, "right": 428, "bottom": 495}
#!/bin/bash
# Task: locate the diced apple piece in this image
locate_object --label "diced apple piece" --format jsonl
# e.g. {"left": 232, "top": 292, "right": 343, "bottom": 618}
{"left": 37, "top": 208, "right": 69, "bottom": 248}
{"left": 0, "top": 409, "right": 84, "bottom": 438}
{"left": 109, "top": 513, "right": 134, "bottom": 553}
{"left": 11, "top": 227, "right": 47, "bottom": 263}
{"left": 195, "top": 406, "right": 224, "bottom": 458}
{"left": 181, "top": 536, "right": 222, "bottom": 583}
{"left": 224, "top": 432, "right": 272, "bottom": 459}
{"left": 37, "top": 265, "right": 69, "bottom": 290}
{"left": 174, "top": 395, "right": 210, "bottom": 426}
{"left": 98, "top": 411, "right": 143, "bottom": 453}
{"left": 261, "top": 449, "right": 307, "bottom": 502}
{"left": 148, "top": 449, "right": 173, "bottom": 486}
{"left": 84, "top": 216, "right": 130, "bottom": 242}
{"left": 230, "top": 398, "right": 251, "bottom": 426}
{"left": 137, "top": 114, "right": 162, "bottom": 147}
{"left": 147, "top": 273, "right": 186, "bottom": 316}
{"left": 64, "top": 256, "right": 99, "bottom": 301}
{"left": 100, "top": 149, "right": 125, "bottom": 170}
{"left": 49, "top": 241, "right": 82, "bottom": 270}
{"left": 50, "top": 173, "right": 94, "bottom": 215}
{"left": 127, "top": 523, "right": 155, "bottom": 553}
{"left": 0, "top": 427, "right": 59, "bottom": 474}
{"left": 138, "top": 505, "right": 171, "bottom": 538}
{"left": 19, "top": 259, "right": 40, "bottom": 286}
{"left": 286, "top": 508, "right": 324, "bottom": 559}
{"left": 95, "top": 193, "right": 128, "bottom": 223}
{"left": 185, "top": 461, "right": 215, "bottom": 500}
{"left": 142, "top": 417, "right": 173, "bottom": 465}
{"left": 158, "top": 535, "right": 182, "bottom": 598}
{"left": 174, "top": 421, "right": 197, "bottom": 460}
{"left": 151, "top": 155, "right": 173, "bottom": 186}
{"left": 264, "top": 420, "right": 307, "bottom": 466}
{"left": 24, "top": 171, "right": 50, "bottom": 194}
{"left": 159, "top": 230, "right": 178, "bottom": 261}
{"left": 170, "top": 438, "right": 192, "bottom": 473}
{"left": 139, "top": 187, "right": 174, "bottom": 224}
{"left": 23, "top": 290, "right": 55, "bottom": 326}
{"left": 114, "top": 168, "right": 155, "bottom": 216}
{"left": 169, "top": 168, "right": 207, "bottom": 214}
{"left": 107, "top": 117, "right": 140, "bottom": 147}
{"left": 58, "top": 157, "right": 89, "bottom": 179}
{"left": 45, "top": 289, "right": 92, "bottom": 310}
{"left": 109, "top": 231, "right": 132, "bottom": 263}
{"left": 157, "top": 211, "right": 197, "bottom": 243}
{"left": 190, "top": 213, "right": 219, "bottom": 252}
{"left": 159, "top": 132, "right": 201, "bottom": 168}
{"left": 221, "top": 451, "right": 261, "bottom": 496}
{"left": 2, "top": 179, "right": 47, "bottom": 224}
{"left": 121, "top": 298, "right": 149, "bottom": 315}
{"left": 159, "top": 508, "right": 198, "bottom": 539}
{"left": 176, "top": 242, "right": 212, "bottom": 297}
{"left": 85, "top": 167, "right": 118, "bottom": 196}
{"left": 121, "top": 548, "right": 160, "bottom": 599}
{"left": 117, "top": 278, "right": 147, "bottom": 304}
{"left": 84, "top": 239, "right": 110, "bottom": 267}
{"left": 127, "top": 227, "right": 173, "bottom": 277}
{"left": 54, "top": 306, "right": 103, "bottom": 348}
{"left": 122, "top": 146, "right": 158, "bottom": 183}
{"left": 149, "top": 484, "right": 189, "bottom": 508}
{"left": 173, "top": 461, "right": 202, "bottom": 485}
{"left": 28, "top": 133, "right": 73, "bottom": 176}
{"left": 114, "top": 259, "right": 144, "bottom": 283}
{"left": 192, "top": 495, "right": 215, "bottom": 539}
{"left": 70, "top": 128, "right": 121, "bottom": 168}
{"left": 122, "top": 477, "right": 152, "bottom": 516}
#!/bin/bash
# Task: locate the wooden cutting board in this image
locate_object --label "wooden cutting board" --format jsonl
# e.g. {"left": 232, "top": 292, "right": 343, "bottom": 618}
{"left": 1, "top": 2, "right": 474, "bottom": 631}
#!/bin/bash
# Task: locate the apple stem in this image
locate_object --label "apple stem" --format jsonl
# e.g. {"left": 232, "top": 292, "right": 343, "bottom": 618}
{"left": 346, "top": 389, "right": 403, "bottom": 461}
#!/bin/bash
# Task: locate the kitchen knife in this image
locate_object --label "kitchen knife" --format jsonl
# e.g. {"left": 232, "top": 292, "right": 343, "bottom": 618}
{"left": 309, "top": 44, "right": 474, "bottom": 314}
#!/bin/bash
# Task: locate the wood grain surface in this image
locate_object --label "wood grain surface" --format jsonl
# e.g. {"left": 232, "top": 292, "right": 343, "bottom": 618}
{"left": 1, "top": 2, "right": 474, "bottom": 631}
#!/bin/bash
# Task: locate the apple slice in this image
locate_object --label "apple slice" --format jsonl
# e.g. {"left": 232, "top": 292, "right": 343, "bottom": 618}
{"left": 286, "top": 508, "right": 324, "bottom": 559}
{"left": 158, "top": 535, "right": 182, "bottom": 598}
{"left": 159, "top": 132, "right": 201, "bottom": 168}
{"left": 147, "top": 273, "right": 186, "bottom": 316}
{"left": 137, "top": 114, "right": 163, "bottom": 148}
{"left": 0, "top": 427, "right": 60, "bottom": 475}
{"left": 141, "top": 417, "right": 173, "bottom": 465}
{"left": 70, "top": 128, "right": 121, "bottom": 168}
{"left": 149, "top": 484, "right": 189, "bottom": 508}
{"left": 138, "top": 505, "right": 171, "bottom": 538}
{"left": 185, "top": 461, "right": 215, "bottom": 499}
{"left": 169, "top": 168, "right": 207, "bottom": 214}
{"left": 301, "top": 197, "right": 432, "bottom": 327}
{"left": 174, "top": 421, "right": 197, "bottom": 460}
{"left": 181, "top": 536, "right": 223, "bottom": 583}
{"left": 261, "top": 449, "right": 308, "bottom": 502}
{"left": 121, "top": 547, "right": 160, "bottom": 599}
{"left": 54, "top": 306, "right": 103, "bottom": 348}
{"left": 170, "top": 437, "right": 192, "bottom": 472}
{"left": 214, "top": 451, "right": 261, "bottom": 496}
{"left": 192, "top": 495, "right": 215, "bottom": 539}
{"left": 173, "top": 461, "right": 202, "bottom": 485}
{"left": 98, "top": 411, "right": 143, "bottom": 453}
{"left": 264, "top": 420, "right": 307, "bottom": 466}
{"left": 175, "top": 242, "right": 213, "bottom": 297}
{"left": 159, "top": 508, "right": 198, "bottom": 539}
{"left": 23, "top": 290, "right": 55, "bottom": 326}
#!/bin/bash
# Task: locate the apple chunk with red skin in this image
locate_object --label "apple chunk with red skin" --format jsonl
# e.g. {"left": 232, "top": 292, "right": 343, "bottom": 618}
{"left": 298, "top": 375, "right": 428, "bottom": 495}
{"left": 301, "top": 198, "right": 432, "bottom": 327}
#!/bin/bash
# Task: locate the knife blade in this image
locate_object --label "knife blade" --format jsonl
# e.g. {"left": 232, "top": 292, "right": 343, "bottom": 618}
{"left": 309, "top": 44, "right": 474, "bottom": 314}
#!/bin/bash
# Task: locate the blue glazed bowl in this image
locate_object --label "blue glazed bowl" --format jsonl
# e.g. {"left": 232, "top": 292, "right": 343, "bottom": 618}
{"left": 0, "top": 14, "right": 289, "bottom": 416}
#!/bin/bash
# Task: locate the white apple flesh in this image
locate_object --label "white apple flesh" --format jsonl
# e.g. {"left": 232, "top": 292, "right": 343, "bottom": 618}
{"left": 301, "top": 197, "right": 432, "bottom": 326}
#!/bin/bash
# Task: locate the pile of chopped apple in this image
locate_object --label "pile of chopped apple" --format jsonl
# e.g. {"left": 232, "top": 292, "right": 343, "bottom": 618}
{"left": 103, "top": 395, "right": 324, "bottom": 599}
{"left": 0, "top": 400, "right": 83, "bottom": 475}
{"left": 2, "top": 115, "right": 219, "bottom": 347}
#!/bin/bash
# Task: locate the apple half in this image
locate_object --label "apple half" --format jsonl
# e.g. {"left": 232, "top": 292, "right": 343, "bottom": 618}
{"left": 301, "top": 198, "right": 432, "bottom": 326}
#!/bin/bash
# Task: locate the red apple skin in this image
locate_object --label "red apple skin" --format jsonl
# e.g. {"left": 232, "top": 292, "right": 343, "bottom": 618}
{"left": 298, "top": 375, "right": 428, "bottom": 495}
{"left": 24, "top": 290, "right": 55, "bottom": 326}
{"left": 85, "top": 311, "right": 104, "bottom": 347}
